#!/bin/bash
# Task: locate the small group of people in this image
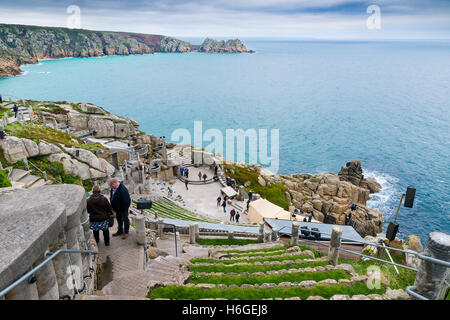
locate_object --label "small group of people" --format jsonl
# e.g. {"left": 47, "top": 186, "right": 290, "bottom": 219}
{"left": 217, "top": 195, "right": 228, "bottom": 212}
{"left": 182, "top": 167, "right": 189, "bottom": 178}
{"left": 198, "top": 171, "right": 208, "bottom": 182}
{"left": 86, "top": 178, "right": 131, "bottom": 245}
{"left": 229, "top": 208, "right": 241, "bottom": 223}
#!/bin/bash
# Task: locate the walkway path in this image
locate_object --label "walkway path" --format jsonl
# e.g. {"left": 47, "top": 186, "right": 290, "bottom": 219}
{"left": 171, "top": 166, "right": 251, "bottom": 224}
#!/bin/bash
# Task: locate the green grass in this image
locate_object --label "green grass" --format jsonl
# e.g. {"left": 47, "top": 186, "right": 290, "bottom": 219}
{"left": 32, "top": 103, "right": 68, "bottom": 115}
{"left": 0, "top": 105, "right": 12, "bottom": 117}
{"left": 28, "top": 157, "right": 94, "bottom": 192}
{"left": 0, "top": 169, "right": 12, "bottom": 188}
{"left": 149, "top": 282, "right": 386, "bottom": 300}
{"left": 222, "top": 245, "right": 321, "bottom": 258}
{"left": 190, "top": 270, "right": 350, "bottom": 286}
{"left": 223, "top": 163, "right": 290, "bottom": 210}
{"left": 134, "top": 199, "right": 222, "bottom": 223}
{"left": 196, "top": 238, "right": 259, "bottom": 246}
{"left": 219, "top": 245, "right": 289, "bottom": 254}
{"left": 191, "top": 253, "right": 314, "bottom": 265}
{"left": 4, "top": 123, "right": 105, "bottom": 151}
{"left": 189, "top": 260, "right": 330, "bottom": 274}
{"left": 339, "top": 257, "right": 416, "bottom": 290}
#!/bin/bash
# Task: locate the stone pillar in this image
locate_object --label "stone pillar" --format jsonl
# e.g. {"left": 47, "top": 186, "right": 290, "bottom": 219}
{"left": 228, "top": 231, "right": 234, "bottom": 242}
{"left": 158, "top": 224, "right": 164, "bottom": 240}
{"left": 194, "top": 223, "right": 200, "bottom": 241}
{"left": 271, "top": 228, "right": 279, "bottom": 242}
{"left": 136, "top": 215, "right": 146, "bottom": 246}
{"left": 290, "top": 221, "right": 299, "bottom": 246}
{"left": 258, "top": 223, "right": 265, "bottom": 243}
{"left": 414, "top": 232, "right": 450, "bottom": 300}
{"left": 4, "top": 271, "right": 39, "bottom": 300}
{"left": 33, "top": 249, "right": 59, "bottom": 300}
{"left": 238, "top": 186, "right": 245, "bottom": 201}
{"left": 49, "top": 231, "right": 72, "bottom": 299}
{"left": 328, "top": 226, "right": 343, "bottom": 266}
{"left": 189, "top": 223, "right": 198, "bottom": 244}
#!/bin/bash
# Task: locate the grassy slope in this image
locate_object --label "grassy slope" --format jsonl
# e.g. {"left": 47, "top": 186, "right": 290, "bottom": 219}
{"left": 223, "top": 163, "right": 290, "bottom": 210}
{"left": 150, "top": 282, "right": 386, "bottom": 300}
{"left": 4, "top": 122, "right": 105, "bottom": 151}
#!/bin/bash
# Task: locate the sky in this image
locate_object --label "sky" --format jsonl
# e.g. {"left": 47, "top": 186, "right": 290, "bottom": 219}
{"left": 0, "top": 0, "right": 449, "bottom": 40}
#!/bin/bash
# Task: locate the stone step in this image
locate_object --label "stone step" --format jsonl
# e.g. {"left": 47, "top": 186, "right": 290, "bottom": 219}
{"left": 20, "top": 174, "right": 41, "bottom": 188}
{"left": 147, "top": 261, "right": 179, "bottom": 273}
{"left": 28, "top": 178, "right": 50, "bottom": 188}
{"left": 9, "top": 169, "right": 31, "bottom": 182}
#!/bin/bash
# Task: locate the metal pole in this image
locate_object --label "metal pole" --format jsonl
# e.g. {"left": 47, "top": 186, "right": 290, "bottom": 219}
{"left": 393, "top": 193, "right": 405, "bottom": 224}
{"left": 173, "top": 225, "right": 178, "bottom": 257}
{"left": 387, "top": 193, "right": 405, "bottom": 247}
{"left": 0, "top": 249, "right": 97, "bottom": 298}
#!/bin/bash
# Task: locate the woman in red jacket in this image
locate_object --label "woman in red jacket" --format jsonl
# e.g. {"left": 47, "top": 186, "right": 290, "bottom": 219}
{"left": 87, "top": 185, "right": 113, "bottom": 246}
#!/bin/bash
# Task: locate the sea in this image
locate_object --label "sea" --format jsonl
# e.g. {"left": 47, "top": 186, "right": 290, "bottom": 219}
{"left": 1, "top": 39, "right": 449, "bottom": 243}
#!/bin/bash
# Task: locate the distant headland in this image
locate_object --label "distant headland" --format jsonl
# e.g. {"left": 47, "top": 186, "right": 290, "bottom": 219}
{"left": 0, "top": 23, "right": 254, "bottom": 77}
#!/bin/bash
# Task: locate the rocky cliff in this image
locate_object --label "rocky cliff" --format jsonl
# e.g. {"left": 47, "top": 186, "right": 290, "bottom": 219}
{"left": 0, "top": 24, "right": 253, "bottom": 77}
{"left": 230, "top": 161, "right": 384, "bottom": 238}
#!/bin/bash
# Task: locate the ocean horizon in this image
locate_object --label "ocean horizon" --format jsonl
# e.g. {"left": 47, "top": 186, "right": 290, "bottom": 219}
{"left": 0, "top": 39, "right": 449, "bottom": 243}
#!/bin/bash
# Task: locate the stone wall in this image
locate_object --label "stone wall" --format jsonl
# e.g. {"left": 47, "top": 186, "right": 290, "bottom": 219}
{"left": 0, "top": 185, "right": 98, "bottom": 300}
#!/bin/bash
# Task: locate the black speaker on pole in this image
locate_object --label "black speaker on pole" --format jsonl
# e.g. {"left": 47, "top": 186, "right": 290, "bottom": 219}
{"left": 386, "top": 222, "right": 399, "bottom": 241}
{"left": 404, "top": 186, "right": 416, "bottom": 208}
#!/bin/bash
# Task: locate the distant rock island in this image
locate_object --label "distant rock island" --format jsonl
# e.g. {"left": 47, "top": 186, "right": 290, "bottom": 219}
{"left": 0, "top": 24, "right": 254, "bottom": 77}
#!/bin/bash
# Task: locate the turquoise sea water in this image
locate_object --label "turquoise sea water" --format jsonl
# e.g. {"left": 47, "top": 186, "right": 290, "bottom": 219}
{"left": 0, "top": 40, "right": 449, "bottom": 242}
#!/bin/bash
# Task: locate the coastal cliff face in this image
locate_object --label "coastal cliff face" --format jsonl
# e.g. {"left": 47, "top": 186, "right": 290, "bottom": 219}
{"left": 0, "top": 24, "right": 252, "bottom": 77}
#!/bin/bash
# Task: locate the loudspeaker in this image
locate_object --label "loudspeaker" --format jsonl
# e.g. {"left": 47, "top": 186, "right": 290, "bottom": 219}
{"left": 404, "top": 187, "right": 416, "bottom": 208}
{"left": 300, "top": 226, "right": 311, "bottom": 237}
{"left": 386, "top": 222, "right": 399, "bottom": 241}
{"left": 137, "top": 199, "right": 152, "bottom": 210}
{"left": 311, "top": 228, "right": 321, "bottom": 239}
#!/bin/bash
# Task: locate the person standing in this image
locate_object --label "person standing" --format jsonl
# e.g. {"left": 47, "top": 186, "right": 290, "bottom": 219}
{"left": 13, "top": 104, "right": 18, "bottom": 118}
{"left": 217, "top": 196, "right": 222, "bottom": 207}
{"left": 248, "top": 190, "right": 253, "bottom": 202}
{"left": 198, "top": 171, "right": 202, "bottom": 181}
{"left": 87, "top": 185, "right": 113, "bottom": 246}
{"left": 235, "top": 211, "right": 240, "bottom": 223}
{"left": 214, "top": 165, "right": 218, "bottom": 176}
{"left": 180, "top": 167, "right": 184, "bottom": 177}
{"left": 185, "top": 168, "right": 189, "bottom": 178}
{"left": 185, "top": 180, "right": 189, "bottom": 190}
{"left": 222, "top": 198, "right": 227, "bottom": 213}
{"left": 108, "top": 178, "right": 131, "bottom": 240}
{"left": 203, "top": 173, "right": 207, "bottom": 182}
{"left": 230, "top": 209, "right": 236, "bottom": 222}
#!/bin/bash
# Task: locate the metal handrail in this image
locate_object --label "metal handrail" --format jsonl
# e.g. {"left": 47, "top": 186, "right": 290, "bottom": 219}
{"left": 0, "top": 249, "right": 98, "bottom": 298}
{"left": 27, "top": 160, "right": 63, "bottom": 184}
{"left": 406, "top": 286, "right": 428, "bottom": 300}
{"left": 280, "top": 225, "right": 450, "bottom": 268}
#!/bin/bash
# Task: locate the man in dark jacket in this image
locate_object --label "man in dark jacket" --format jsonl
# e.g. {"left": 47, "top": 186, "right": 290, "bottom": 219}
{"left": 108, "top": 178, "right": 131, "bottom": 239}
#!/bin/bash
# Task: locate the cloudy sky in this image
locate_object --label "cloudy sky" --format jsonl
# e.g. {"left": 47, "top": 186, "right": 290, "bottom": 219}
{"left": 0, "top": 0, "right": 449, "bottom": 39}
